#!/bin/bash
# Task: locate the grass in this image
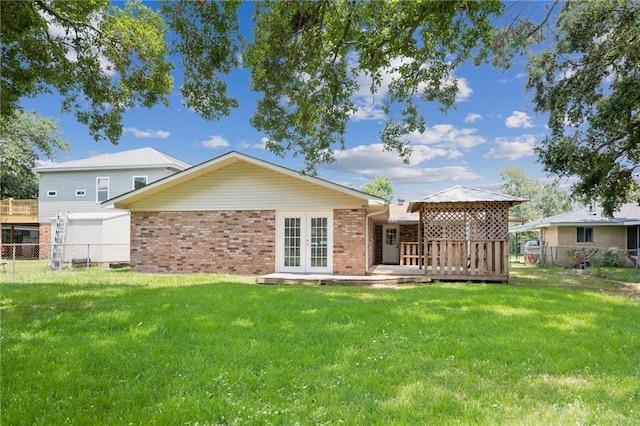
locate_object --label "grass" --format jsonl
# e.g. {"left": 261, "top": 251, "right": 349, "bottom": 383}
{"left": 1, "top": 262, "right": 639, "bottom": 424}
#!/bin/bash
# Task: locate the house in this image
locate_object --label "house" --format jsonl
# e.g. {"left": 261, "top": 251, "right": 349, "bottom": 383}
{"left": 33, "top": 147, "right": 191, "bottom": 263}
{"left": 111, "top": 151, "right": 525, "bottom": 281}
{"left": 510, "top": 202, "right": 640, "bottom": 266}
{"left": 111, "top": 151, "right": 387, "bottom": 275}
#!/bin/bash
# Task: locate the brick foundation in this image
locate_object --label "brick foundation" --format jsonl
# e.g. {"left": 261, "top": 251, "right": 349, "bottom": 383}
{"left": 131, "top": 210, "right": 276, "bottom": 274}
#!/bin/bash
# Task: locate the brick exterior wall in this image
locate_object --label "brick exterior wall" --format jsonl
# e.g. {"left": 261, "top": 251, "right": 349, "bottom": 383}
{"left": 39, "top": 223, "right": 51, "bottom": 259}
{"left": 333, "top": 209, "right": 367, "bottom": 274}
{"left": 400, "top": 224, "right": 418, "bottom": 244}
{"left": 130, "top": 210, "right": 276, "bottom": 274}
{"left": 374, "top": 224, "right": 383, "bottom": 265}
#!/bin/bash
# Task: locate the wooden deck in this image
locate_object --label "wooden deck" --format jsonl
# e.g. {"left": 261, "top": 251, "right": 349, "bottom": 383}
{"left": 0, "top": 199, "right": 38, "bottom": 224}
{"left": 256, "top": 271, "right": 431, "bottom": 285}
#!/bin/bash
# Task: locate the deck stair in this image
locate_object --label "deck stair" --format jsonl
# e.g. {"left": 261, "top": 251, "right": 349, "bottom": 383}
{"left": 49, "top": 211, "right": 69, "bottom": 270}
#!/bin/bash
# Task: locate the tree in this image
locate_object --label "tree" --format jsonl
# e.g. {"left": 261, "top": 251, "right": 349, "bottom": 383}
{"left": 0, "top": 110, "right": 71, "bottom": 199}
{"left": 4, "top": 1, "right": 514, "bottom": 172}
{"left": 1, "top": 0, "right": 172, "bottom": 143}
{"left": 362, "top": 177, "right": 394, "bottom": 202}
{"left": 500, "top": 165, "right": 572, "bottom": 222}
{"left": 526, "top": 0, "right": 640, "bottom": 217}
{"left": 240, "top": 0, "right": 506, "bottom": 172}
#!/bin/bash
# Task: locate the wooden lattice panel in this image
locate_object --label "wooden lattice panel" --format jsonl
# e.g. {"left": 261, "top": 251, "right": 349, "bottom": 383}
{"left": 422, "top": 202, "right": 511, "bottom": 241}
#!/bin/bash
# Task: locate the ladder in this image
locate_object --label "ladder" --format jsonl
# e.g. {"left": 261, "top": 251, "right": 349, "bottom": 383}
{"left": 49, "top": 212, "right": 69, "bottom": 270}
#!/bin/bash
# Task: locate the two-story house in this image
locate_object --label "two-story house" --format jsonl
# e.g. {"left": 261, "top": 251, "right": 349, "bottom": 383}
{"left": 34, "top": 147, "right": 191, "bottom": 263}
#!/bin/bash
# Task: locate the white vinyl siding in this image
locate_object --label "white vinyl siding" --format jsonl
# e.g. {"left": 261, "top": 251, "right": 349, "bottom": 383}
{"left": 47, "top": 190, "right": 57, "bottom": 197}
{"left": 127, "top": 161, "right": 365, "bottom": 212}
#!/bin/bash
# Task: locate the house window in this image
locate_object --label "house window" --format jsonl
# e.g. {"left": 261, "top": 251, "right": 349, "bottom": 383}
{"left": 133, "top": 176, "right": 148, "bottom": 190}
{"left": 75, "top": 190, "right": 86, "bottom": 197}
{"left": 96, "top": 177, "right": 109, "bottom": 203}
{"left": 47, "top": 190, "right": 57, "bottom": 197}
{"left": 577, "top": 226, "right": 593, "bottom": 243}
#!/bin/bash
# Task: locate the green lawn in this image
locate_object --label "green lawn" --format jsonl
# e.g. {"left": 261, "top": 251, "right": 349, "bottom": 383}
{"left": 1, "top": 263, "right": 639, "bottom": 425}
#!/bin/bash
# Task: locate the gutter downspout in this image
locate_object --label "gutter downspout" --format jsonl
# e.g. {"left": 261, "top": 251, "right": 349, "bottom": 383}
{"left": 365, "top": 202, "right": 389, "bottom": 273}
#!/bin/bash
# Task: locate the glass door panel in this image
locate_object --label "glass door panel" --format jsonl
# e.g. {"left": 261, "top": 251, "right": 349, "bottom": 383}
{"left": 279, "top": 212, "right": 332, "bottom": 273}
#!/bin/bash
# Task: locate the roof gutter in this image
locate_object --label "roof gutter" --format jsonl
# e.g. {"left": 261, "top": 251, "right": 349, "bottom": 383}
{"left": 365, "top": 202, "right": 389, "bottom": 271}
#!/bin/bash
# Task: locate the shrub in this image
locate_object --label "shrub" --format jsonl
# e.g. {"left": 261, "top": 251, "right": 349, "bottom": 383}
{"left": 594, "top": 247, "right": 621, "bottom": 267}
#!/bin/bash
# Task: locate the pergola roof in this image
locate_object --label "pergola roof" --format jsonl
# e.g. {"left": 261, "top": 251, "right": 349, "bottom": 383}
{"left": 407, "top": 185, "right": 527, "bottom": 212}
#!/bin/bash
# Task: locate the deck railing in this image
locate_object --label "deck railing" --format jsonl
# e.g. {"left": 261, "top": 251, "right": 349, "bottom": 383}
{"left": 400, "top": 242, "right": 421, "bottom": 266}
{"left": 0, "top": 199, "right": 38, "bottom": 218}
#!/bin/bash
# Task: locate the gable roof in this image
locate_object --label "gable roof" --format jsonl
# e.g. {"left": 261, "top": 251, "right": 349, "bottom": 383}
{"left": 511, "top": 202, "right": 640, "bottom": 231}
{"left": 111, "top": 151, "right": 386, "bottom": 209}
{"left": 33, "top": 147, "right": 191, "bottom": 172}
{"left": 408, "top": 185, "right": 527, "bottom": 212}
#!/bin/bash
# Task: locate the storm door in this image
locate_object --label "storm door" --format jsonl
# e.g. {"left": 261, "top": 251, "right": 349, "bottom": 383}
{"left": 278, "top": 212, "right": 333, "bottom": 273}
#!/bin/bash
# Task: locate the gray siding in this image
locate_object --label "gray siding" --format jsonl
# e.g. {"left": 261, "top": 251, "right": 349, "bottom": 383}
{"left": 38, "top": 167, "right": 175, "bottom": 222}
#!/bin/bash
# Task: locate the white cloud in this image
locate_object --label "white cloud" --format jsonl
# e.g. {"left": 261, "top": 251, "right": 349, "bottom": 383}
{"left": 394, "top": 166, "right": 479, "bottom": 182}
{"left": 464, "top": 113, "right": 482, "bottom": 123}
{"left": 349, "top": 55, "right": 472, "bottom": 120}
{"left": 255, "top": 137, "right": 269, "bottom": 149}
{"left": 322, "top": 144, "right": 475, "bottom": 183}
{"left": 200, "top": 135, "right": 230, "bottom": 149}
{"left": 42, "top": 10, "right": 115, "bottom": 77}
{"left": 402, "top": 124, "right": 486, "bottom": 149}
{"left": 350, "top": 100, "right": 386, "bottom": 121}
{"left": 499, "top": 72, "right": 526, "bottom": 83}
{"left": 451, "top": 77, "right": 473, "bottom": 102}
{"left": 505, "top": 111, "right": 534, "bottom": 128}
{"left": 123, "top": 127, "right": 170, "bottom": 139}
{"left": 484, "top": 135, "right": 536, "bottom": 160}
{"left": 332, "top": 143, "right": 460, "bottom": 167}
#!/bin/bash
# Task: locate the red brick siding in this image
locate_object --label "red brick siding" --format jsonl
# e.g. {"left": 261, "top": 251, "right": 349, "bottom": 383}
{"left": 130, "top": 210, "right": 276, "bottom": 274}
{"left": 400, "top": 224, "right": 419, "bottom": 244}
{"left": 333, "top": 209, "right": 367, "bottom": 274}
{"left": 39, "top": 223, "right": 51, "bottom": 259}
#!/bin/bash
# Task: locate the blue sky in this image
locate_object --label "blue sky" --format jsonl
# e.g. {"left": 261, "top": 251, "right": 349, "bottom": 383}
{"left": 22, "top": 1, "right": 557, "bottom": 203}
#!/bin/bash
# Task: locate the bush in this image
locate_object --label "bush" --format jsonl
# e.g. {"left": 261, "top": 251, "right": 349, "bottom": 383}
{"left": 594, "top": 247, "right": 621, "bottom": 267}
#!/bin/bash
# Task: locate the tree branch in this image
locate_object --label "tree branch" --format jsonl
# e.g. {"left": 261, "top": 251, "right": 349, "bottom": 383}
{"left": 34, "top": 0, "right": 105, "bottom": 38}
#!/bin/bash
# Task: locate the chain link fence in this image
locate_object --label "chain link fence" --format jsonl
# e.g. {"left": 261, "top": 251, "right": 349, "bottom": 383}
{"left": 534, "top": 244, "right": 638, "bottom": 269}
{"left": 1, "top": 243, "right": 130, "bottom": 281}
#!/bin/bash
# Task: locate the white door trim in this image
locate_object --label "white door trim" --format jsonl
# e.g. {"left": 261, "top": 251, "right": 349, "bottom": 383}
{"left": 276, "top": 211, "right": 333, "bottom": 273}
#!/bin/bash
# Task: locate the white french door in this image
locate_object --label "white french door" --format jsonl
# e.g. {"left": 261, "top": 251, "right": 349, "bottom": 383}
{"left": 277, "top": 212, "right": 333, "bottom": 273}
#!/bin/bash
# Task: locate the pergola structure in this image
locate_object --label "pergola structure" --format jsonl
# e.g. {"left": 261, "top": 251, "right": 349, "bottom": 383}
{"left": 408, "top": 186, "right": 526, "bottom": 282}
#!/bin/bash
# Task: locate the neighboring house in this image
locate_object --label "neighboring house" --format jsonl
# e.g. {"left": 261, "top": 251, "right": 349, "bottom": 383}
{"left": 110, "top": 151, "right": 523, "bottom": 281}
{"left": 33, "top": 147, "right": 191, "bottom": 263}
{"left": 510, "top": 202, "right": 640, "bottom": 266}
